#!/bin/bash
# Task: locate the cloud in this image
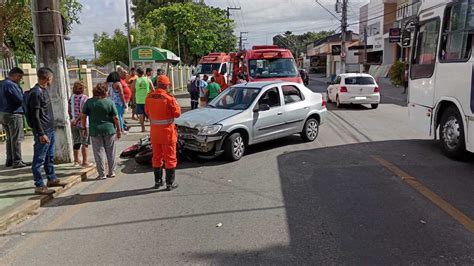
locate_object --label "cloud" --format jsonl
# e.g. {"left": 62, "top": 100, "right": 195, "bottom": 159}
{"left": 65, "top": 0, "right": 368, "bottom": 58}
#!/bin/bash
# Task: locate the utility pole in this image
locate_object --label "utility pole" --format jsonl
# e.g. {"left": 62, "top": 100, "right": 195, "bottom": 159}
{"left": 239, "top": 32, "right": 248, "bottom": 50}
{"left": 364, "top": 27, "right": 368, "bottom": 66}
{"left": 125, "top": 0, "right": 132, "bottom": 69}
{"left": 31, "top": 0, "right": 73, "bottom": 163}
{"left": 226, "top": 7, "right": 241, "bottom": 20}
{"left": 340, "top": 0, "right": 348, "bottom": 74}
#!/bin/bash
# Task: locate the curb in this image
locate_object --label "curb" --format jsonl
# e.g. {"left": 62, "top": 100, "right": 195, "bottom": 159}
{"left": 0, "top": 167, "right": 97, "bottom": 232}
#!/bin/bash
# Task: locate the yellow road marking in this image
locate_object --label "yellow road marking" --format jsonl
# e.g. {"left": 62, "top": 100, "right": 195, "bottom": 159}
{"left": 371, "top": 155, "right": 474, "bottom": 234}
{"left": 2, "top": 177, "right": 120, "bottom": 264}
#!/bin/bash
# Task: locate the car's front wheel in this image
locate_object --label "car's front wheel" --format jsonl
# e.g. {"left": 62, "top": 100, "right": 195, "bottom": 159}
{"left": 301, "top": 118, "right": 319, "bottom": 142}
{"left": 224, "top": 132, "right": 246, "bottom": 161}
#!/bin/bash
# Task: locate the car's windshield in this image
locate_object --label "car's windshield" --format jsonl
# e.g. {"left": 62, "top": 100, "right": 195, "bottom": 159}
{"left": 345, "top": 76, "right": 375, "bottom": 85}
{"left": 248, "top": 58, "right": 299, "bottom": 78}
{"left": 209, "top": 87, "right": 261, "bottom": 110}
{"left": 196, "top": 63, "right": 221, "bottom": 75}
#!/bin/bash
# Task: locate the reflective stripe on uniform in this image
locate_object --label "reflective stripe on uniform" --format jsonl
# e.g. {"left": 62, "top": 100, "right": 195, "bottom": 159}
{"left": 150, "top": 118, "right": 175, "bottom": 125}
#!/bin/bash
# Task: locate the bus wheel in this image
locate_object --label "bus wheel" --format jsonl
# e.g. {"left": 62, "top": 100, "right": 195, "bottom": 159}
{"left": 440, "top": 107, "right": 466, "bottom": 160}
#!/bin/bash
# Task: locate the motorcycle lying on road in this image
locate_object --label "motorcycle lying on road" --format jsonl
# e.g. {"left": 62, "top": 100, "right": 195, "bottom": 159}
{"left": 120, "top": 136, "right": 191, "bottom": 165}
{"left": 120, "top": 136, "right": 153, "bottom": 165}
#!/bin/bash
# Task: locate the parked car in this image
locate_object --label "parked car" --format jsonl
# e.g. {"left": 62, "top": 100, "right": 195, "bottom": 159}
{"left": 175, "top": 81, "right": 327, "bottom": 161}
{"left": 299, "top": 69, "right": 309, "bottom": 85}
{"left": 326, "top": 73, "right": 380, "bottom": 109}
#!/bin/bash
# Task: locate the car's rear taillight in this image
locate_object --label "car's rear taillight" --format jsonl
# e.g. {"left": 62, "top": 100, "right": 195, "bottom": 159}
{"left": 374, "top": 87, "right": 380, "bottom": 93}
{"left": 340, "top": 86, "right": 348, "bottom": 93}
{"left": 322, "top": 98, "right": 327, "bottom": 108}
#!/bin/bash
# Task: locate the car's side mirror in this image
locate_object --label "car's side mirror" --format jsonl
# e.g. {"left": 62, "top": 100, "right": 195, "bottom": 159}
{"left": 254, "top": 103, "right": 270, "bottom": 112}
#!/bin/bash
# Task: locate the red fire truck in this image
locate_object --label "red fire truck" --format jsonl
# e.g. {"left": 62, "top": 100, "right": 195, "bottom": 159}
{"left": 229, "top": 45, "right": 302, "bottom": 84}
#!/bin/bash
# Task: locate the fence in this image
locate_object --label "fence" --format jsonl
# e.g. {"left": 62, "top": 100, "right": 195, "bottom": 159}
{"left": 170, "top": 65, "right": 193, "bottom": 94}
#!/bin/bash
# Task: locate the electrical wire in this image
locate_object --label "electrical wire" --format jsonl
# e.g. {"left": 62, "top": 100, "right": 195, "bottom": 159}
{"left": 315, "top": 0, "right": 341, "bottom": 22}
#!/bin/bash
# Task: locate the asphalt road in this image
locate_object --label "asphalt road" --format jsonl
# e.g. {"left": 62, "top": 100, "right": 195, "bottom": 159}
{"left": 1, "top": 78, "right": 473, "bottom": 264}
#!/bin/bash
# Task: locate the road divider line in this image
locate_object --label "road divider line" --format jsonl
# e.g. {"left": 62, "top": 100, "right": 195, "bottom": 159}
{"left": 371, "top": 155, "right": 474, "bottom": 234}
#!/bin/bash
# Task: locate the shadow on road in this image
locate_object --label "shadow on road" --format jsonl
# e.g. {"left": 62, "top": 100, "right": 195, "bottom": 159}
{"left": 186, "top": 139, "right": 474, "bottom": 264}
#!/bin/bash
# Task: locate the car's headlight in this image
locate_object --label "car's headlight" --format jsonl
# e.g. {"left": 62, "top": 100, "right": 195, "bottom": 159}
{"left": 198, "top": 125, "right": 223, "bottom": 135}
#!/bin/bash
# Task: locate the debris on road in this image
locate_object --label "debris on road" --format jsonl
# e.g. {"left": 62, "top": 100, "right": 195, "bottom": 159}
{"left": 216, "top": 222, "right": 223, "bottom": 228}
{"left": 420, "top": 220, "right": 427, "bottom": 224}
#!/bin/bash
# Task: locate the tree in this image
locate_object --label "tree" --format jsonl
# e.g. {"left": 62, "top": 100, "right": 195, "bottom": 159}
{"left": 145, "top": 2, "right": 237, "bottom": 64}
{"left": 273, "top": 30, "right": 334, "bottom": 58}
{"left": 93, "top": 21, "right": 166, "bottom": 66}
{"left": 0, "top": 0, "right": 82, "bottom": 60}
{"left": 131, "top": 0, "right": 192, "bottom": 20}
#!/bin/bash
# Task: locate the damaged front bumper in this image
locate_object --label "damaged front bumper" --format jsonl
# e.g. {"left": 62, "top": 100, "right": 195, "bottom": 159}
{"left": 178, "top": 131, "right": 227, "bottom": 154}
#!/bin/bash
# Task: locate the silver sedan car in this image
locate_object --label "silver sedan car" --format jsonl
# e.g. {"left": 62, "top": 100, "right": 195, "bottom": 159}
{"left": 175, "top": 81, "right": 327, "bottom": 161}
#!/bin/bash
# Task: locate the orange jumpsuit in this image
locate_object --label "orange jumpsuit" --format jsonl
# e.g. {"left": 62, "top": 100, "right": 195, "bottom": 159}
{"left": 213, "top": 71, "right": 228, "bottom": 93}
{"left": 145, "top": 89, "right": 181, "bottom": 169}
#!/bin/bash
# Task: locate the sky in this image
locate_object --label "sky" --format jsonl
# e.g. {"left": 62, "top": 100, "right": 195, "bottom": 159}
{"left": 65, "top": 0, "right": 368, "bottom": 59}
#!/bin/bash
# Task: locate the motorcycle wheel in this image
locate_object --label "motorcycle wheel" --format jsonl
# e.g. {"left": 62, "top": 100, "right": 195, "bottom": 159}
{"left": 120, "top": 144, "right": 141, "bottom": 158}
{"left": 135, "top": 148, "right": 153, "bottom": 165}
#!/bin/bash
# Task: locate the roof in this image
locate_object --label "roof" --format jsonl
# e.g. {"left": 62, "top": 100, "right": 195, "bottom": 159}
{"left": 339, "top": 73, "right": 374, "bottom": 78}
{"left": 232, "top": 81, "right": 284, "bottom": 88}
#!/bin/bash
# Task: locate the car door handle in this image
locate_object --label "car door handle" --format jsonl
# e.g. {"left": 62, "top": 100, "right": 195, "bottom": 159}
{"left": 277, "top": 112, "right": 283, "bottom": 115}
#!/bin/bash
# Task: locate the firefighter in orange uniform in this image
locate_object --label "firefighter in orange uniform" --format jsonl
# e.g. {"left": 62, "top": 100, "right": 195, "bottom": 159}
{"left": 145, "top": 75, "right": 181, "bottom": 190}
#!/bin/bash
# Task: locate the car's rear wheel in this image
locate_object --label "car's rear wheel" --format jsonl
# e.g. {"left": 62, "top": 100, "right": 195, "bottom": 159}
{"left": 371, "top": 104, "right": 379, "bottom": 109}
{"left": 326, "top": 91, "right": 332, "bottom": 103}
{"left": 439, "top": 106, "right": 466, "bottom": 160}
{"left": 301, "top": 118, "right": 319, "bottom": 142}
{"left": 224, "top": 132, "right": 245, "bottom": 161}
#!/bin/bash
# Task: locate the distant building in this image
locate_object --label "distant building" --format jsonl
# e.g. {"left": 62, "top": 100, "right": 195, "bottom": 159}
{"left": 306, "top": 31, "right": 360, "bottom": 77}
{"left": 358, "top": 0, "right": 421, "bottom": 67}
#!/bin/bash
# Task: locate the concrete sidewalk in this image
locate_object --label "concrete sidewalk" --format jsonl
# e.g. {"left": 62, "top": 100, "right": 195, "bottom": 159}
{"left": 0, "top": 92, "right": 192, "bottom": 231}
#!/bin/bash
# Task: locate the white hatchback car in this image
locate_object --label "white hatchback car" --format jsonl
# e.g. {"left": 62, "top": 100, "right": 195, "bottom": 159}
{"left": 326, "top": 73, "right": 380, "bottom": 109}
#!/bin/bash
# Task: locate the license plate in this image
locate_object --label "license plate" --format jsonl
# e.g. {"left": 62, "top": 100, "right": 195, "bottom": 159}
{"left": 355, "top": 97, "right": 367, "bottom": 100}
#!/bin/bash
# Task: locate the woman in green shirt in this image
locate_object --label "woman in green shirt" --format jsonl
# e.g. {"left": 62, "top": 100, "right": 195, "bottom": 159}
{"left": 82, "top": 83, "right": 121, "bottom": 179}
{"left": 207, "top": 77, "right": 221, "bottom": 103}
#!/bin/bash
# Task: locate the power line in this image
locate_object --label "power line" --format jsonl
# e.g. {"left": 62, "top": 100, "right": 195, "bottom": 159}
{"left": 315, "top": 0, "right": 341, "bottom": 21}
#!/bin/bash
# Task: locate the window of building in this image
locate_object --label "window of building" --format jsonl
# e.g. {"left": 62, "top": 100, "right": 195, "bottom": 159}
{"left": 282, "top": 85, "right": 304, "bottom": 104}
{"left": 410, "top": 19, "right": 440, "bottom": 79}
{"left": 440, "top": 0, "right": 473, "bottom": 62}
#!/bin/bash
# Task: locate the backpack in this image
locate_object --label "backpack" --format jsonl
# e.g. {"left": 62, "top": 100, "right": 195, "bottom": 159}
{"left": 187, "top": 79, "right": 199, "bottom": 93}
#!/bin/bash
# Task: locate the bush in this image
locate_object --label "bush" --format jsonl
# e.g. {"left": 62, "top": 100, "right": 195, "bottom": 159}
{"left": 389, "top": 61, "right": 404, "bottom": 86}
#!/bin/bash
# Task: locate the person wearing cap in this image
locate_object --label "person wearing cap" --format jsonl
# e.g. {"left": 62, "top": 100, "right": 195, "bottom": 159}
{"left": 145, "top": 75, "right": 181, "bottom": 191}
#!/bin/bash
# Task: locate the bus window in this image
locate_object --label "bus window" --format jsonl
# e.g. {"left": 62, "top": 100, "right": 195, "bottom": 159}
{"left": 440, "top": 0, "right": 473, "bottom": 62}
{"left": 411, "top": 19, "right": 440, "bottom": 79}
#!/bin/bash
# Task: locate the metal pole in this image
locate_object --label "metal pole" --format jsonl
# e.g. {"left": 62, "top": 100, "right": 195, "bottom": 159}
{"left": 364, "top": 28, "right": 368, "bottom": 66}
{"left": 177, "top": 32, "right": 181, "bottom": 59}
{"left": 340, "top": 0, "right": 348, "bottom": 74}
{"left": 125, "top": 0, "right": 132, "bottom": 68}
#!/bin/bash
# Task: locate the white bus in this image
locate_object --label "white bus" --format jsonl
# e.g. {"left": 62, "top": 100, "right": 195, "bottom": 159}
{"left": 409, "top": 0, "right": 474, "bottom": 159}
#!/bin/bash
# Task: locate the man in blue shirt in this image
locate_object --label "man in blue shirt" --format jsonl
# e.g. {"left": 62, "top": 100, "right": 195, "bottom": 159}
{"left": 0, "top": 67, "right": 27, "bottom": 168}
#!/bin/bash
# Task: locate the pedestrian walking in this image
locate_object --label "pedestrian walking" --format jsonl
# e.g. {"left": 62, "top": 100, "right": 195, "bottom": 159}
{"left": 213, "top": 69, "right": 228, "bottom": 92}
{"left": 81, "top": 83, "right": 122, "bottom": 180}
{"left": 132, "top": 67, "right": 153, "bottom": 132}
{"left": 107, "top": 71, "right": 127, "bottom": 133}
{"left": 146, "top": 68, "right": 155, "bottom": 90}
{"left": 68, "top": 81, "right": 92, "bottom": 167}
{"left": 118, "top": 68, "right": 132, "bottom": 133}
{"left": 26, "top": 68, "right": 67, "bottom": 195}
{"left": 0, "top": 67, "right": 28, "bottom": 168}
{"left": 236, "top": 73, "right": 246, "bottom": 84}
{"left": 145, "top": 75, "right": 181, "bottom": 190}
{"left": 199, "top": 75, "right": 209, "bottom": 107}
{"left": 207, "top": 77, "right": 221, "bottom": 102}
{"left": 152, "top": 68, "right": 165, "bottom": 86}
{"left": 127, "top": 67, "right": 138, "bottom": 120}
{"left": 187, "top": 74, "right": 200, "bottom": 110}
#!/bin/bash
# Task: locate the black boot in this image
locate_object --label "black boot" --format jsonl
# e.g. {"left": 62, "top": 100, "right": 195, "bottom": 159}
{"left": 165, "top": 168, "right": 178, "bottom": 191}
{"left": 154, "top": 168, "right": 163, "bottom": 189}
